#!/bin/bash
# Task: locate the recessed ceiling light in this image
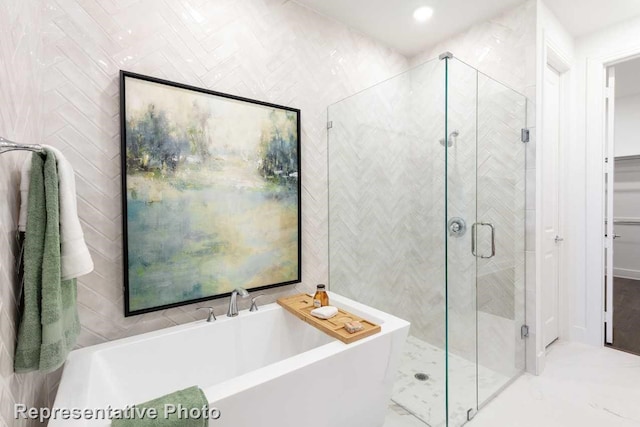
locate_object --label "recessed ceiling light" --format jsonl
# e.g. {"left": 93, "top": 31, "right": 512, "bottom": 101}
{"left": 413, "top": 6, "right": 434, "bottom": 23}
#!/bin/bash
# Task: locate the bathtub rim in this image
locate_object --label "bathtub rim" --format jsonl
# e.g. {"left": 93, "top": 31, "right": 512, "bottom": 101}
{"left": 51, "top": 292, "right": 410, "bottom": 425}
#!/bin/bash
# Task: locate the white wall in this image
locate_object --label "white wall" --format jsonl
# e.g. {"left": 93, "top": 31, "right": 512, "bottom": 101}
{"left": 614, "top": 94, "right": 640, "bottom": 157}
{"left": 573, "top": 14, "right": 640, "bottom": 346}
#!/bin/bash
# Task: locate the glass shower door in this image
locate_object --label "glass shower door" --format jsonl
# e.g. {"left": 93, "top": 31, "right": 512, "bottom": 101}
{"left": 475, "top": 72, "right": 527, "bottom": 407}
{"left": 444, "top": 57, "right": 527, "bottom": 425}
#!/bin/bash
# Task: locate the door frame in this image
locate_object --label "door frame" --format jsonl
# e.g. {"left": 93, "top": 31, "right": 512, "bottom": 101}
{"left": 604, "top": 66, "right": 615, "bottom": 345}
{"left": 584, "top": 47, "right": 640, "bottom": 347}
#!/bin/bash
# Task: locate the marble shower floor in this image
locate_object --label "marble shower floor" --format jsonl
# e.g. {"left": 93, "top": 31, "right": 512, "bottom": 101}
{"left": 386, "top": 335, "right": 512, "bottom": 427}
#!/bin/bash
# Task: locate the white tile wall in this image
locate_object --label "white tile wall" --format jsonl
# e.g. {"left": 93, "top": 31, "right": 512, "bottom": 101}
{"left": 0, "top": 1, "right": 57, "bottom": 426}
{"left": 412, "top": 0, "right": 537, "bottom": 95}
{"left": 1, "top": 0, "right": 409, "bottom": 419}
{"left": 328, "top": 58, "right": 448, "bottom": 349}
{"left": 37, "top": 0, "right": 408, "bottom": 344}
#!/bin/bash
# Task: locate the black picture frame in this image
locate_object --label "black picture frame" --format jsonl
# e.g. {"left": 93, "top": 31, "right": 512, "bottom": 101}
{"left": 120, "top": 70, "right": 302, "bottom": 317}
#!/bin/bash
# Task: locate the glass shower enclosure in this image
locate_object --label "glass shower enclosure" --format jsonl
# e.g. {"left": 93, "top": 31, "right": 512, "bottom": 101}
{"left": 328, "top": 54, "right": 527, "bottom": 427}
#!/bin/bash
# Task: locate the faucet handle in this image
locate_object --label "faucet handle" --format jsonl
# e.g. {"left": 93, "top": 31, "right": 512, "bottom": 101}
{"left": 196, "top": 307, "right": 216, "bottom": 322}
{"left": 249, "top": 294, "right": 266, "bottom": 312}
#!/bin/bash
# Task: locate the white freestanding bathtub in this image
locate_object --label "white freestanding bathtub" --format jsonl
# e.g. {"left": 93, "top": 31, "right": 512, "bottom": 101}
{"left": 50, "top": 293, "right": 409, "bottom": 427}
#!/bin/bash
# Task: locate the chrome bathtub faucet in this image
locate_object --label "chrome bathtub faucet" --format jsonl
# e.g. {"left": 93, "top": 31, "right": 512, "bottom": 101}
{"left": 227, "top": 287, "right": 249, "bottom": 317}
{"left": 196, "top": 306, "right": 216, "bottom": 322}
{"left": 249, "top": 294, "right": 266, "bottom": 312}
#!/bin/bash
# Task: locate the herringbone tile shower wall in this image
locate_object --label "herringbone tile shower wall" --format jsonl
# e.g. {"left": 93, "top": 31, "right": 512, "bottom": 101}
{"left": 329, "top": 59, "right": 449, "bottom": 349}
{"left": 411, "top": 0, "right": 537, "bottom": 96}
{"left": 39, "top": 0, "right": 408, "bottom": 346}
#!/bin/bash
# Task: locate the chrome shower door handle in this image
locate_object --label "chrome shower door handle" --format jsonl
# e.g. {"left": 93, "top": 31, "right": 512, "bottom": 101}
{"left": 485, "top": 222, "right": 496, "bottom": 258}
{"left": 471, "top": 222, "right": 496, "bottom": 259}
{"left": 472, "top": 223, "right": 478, "bottom": 257}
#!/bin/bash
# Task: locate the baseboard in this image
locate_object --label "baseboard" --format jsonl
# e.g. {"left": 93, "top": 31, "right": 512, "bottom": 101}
{"left": 613, "top": 268, "right": 640, "bottom": 280}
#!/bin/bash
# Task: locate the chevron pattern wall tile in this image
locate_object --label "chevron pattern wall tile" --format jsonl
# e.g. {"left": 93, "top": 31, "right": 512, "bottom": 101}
{"left": 0, "top": 0, "right": 54, "bottom": 425}
{"left": 0, "top": 0, "right": 409, "bottom": 416}
{"left": 36, "top": 0, "right": 408, "bottom": 351}
{"left": 411, "top": 0, "right": 536, "bottom": 95}
{"left": 329, "top": 58, "right": 449, "bottom": 349}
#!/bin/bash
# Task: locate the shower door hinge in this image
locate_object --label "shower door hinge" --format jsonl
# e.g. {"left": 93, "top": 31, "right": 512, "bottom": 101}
{"left": 521, "top": 324, "right": 530, "bottom": 339}
{"left": 467, "top": 408, "right": 477, "bottom": 421}
{"left": 521, "top": 128, "right": 530, "bottom": 143}
{"left": 327, "top": 121, "right": 333, "bottom": 130}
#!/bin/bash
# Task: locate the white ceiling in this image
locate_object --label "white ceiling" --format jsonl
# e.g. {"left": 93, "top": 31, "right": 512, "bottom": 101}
{"left": 293, "top": 0, "right": 525, "bottom": 56}
{"left": 615, "top": 57, "right": 640, "bottom": 98}
{"left": 545, "top": 0, "right": 640, "bottom": 37}
{"left": 294, "top": 0, "right": 640, "bottom": 56}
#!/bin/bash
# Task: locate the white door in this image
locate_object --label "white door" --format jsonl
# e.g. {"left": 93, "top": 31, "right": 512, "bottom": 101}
{"left": 542, "top": 64, "right": 561, "bottom": 348}
{"left": 604, "top": 67, "right": 616, "bottom": 344}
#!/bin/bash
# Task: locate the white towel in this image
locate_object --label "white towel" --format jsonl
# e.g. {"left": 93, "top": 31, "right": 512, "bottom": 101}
{"left": 19, "top": 146, "right": 94, "bottom": 280}
{"left": 310, "top": 306, "right": 339, "bottom": 320}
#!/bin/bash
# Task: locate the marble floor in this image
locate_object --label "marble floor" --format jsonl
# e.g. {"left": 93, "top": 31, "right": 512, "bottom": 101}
{"left": 387, "top": 335, "right": 512, "bottom": 427}
{"left": 468, "top": 341, "right": 640, "bottom": 427}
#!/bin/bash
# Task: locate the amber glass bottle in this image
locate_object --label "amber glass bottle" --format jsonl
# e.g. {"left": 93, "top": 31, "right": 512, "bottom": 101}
{"left": 313, "top": 284, "right": 329, "bottom": 307}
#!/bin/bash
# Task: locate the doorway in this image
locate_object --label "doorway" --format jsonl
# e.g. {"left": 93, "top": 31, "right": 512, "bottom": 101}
{"left": 604, "top": 57, "right": 640, "bottom": 356}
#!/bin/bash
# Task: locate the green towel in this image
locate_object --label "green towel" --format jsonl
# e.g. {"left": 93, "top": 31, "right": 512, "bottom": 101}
{"left": 111, "top": 386, "right": 209, "bottom": 427}
{"left": 14, "top": 150, "right": 80, "bottom": 373}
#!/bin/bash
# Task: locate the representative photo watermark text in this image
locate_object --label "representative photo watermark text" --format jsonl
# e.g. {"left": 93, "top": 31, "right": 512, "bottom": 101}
{"left": 14, "top": 404, "right": 221, "bottom": 423}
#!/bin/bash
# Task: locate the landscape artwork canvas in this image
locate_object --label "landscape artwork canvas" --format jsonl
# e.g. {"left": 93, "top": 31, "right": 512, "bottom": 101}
{"left": 120, "top": 71, "right": 301, "bottom": 315}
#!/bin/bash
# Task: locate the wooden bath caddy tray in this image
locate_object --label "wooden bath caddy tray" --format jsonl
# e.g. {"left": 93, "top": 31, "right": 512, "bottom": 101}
{"left": 277, "top": 294, "right": 381, "bottom": 344}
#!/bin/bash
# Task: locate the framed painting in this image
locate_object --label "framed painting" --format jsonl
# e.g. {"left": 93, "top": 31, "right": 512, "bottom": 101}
{"left": 119, "top": 71, "right": 301, "bottom": 316}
